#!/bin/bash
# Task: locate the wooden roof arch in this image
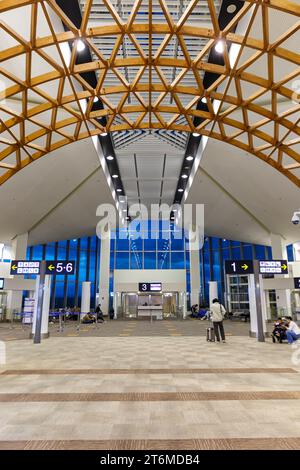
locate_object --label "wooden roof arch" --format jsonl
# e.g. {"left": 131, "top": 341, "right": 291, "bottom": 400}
{"left": 0, "top": 0, "right": 300, "bottom": 186}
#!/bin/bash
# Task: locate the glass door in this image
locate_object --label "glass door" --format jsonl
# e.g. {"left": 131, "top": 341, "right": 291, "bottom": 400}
{"left": 122, "top": 293, "right": 138, "bottom": 318}
{"left": 162, "top": 293, "right": 178, "bottom": 319}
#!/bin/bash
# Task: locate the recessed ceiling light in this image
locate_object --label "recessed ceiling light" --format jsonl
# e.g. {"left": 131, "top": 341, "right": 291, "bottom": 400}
{"left": 192, "top": 132, "right": 200, "bottom": 137}
{"left": 186, "top": 156, "right": 193, "bottom": 161}
{"left": 117, "top": 189, "right": 122, "bottom": 192}
{"left": 94, "top": 96, "right": 99, "bottom": 103}
{"left": 122, "top": 209, "right": 127, "bottom": 212}
{"left": 101, "top": 132, "right": 108, "bottom": 137}
{"left": 106, "top": 155, "right": 114, "bottom": 160}
{"left": 227, "top": 4, "right": 237, "bottom": 13}
{"left": 181, "top": 174, "right": 188, "bottom": 179}
{"left": 215, "top": 40, "right": 225, "bottom": 54}
{"left": 178, "top": 188, "right": 184, "bottom": 192}
{"left": 76, "top": 39, "right": 86, "bottom": 52}
{"left": 201, "top": 96, "right": 207, "bottom": 104}
{"left": 112, "top": 174, "right": 119, "bottom": 178}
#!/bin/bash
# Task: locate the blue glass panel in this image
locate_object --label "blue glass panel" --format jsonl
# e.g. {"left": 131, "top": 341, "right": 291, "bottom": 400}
{"left": 171, "top": 251, "right": 185, "bottom": 269}
{"left": 287, "top": 244, "right": 294, "bottom": 262}
{"left": 231, "top": 240, "right": 240, "bottom": 247}
{"left": 116, "top": 252, "right": 129, "bottom": 269}
{"left": 110, "top": 250, "right": 115, "bottom": 270}
{"left": 144, "top": 252, "right": 156, "bottom": 269}
{"left": 130, "top": 251, "right": 142, "bottom": 269}
{"left": 45, "top": 243, "right": 55, "bottom": 260}
{"left": 221, "top": 239, "right": 230, "bottom": 248}
{"left": 185, "top": 249, "right": 190, "bottom": 270}
{"left": 242, "top": 245, "right": 253, "bottom": 259}
{"left": 212, "top": 251, "right": 221, "bottom": 282}
{"left": 267, "top": 246, "right": 272, "bottom": 260}
{"left": 158, "top": 237, "right": 170, "bottom": 251}
{"left": 231, "top": 247, "right": 241, "bottom": 260}
{"left": 90, "top": 236, "right": 97, "bottom": 251}
{"left": 67, "top": 282, "right": 75, "bottom": 308}
{"left": 255, "top": 245, "right": 265, "bottom": 260}
{"left": 57, "top": 240, "right": 66, "bottom": 260}
{"left": 171, "top": 232, "right": 184, "bottom": 251}
{"left": 80, "top": 237, "right": 88, "bottom": 250}
{"left": 157, "top": 252, "right": 170, "bottom": 269}
{"left": 211, "top": 237, "right": 219, "bottom": 249}
{"left": 89, "top": 250, "right": 97, "bottom": 282}
{"left": 32, "top": 245, "right": 43, "bottom": 260}
{"left": 222, "top": 248, "right": 230, "bottom": 261}
{"left": 78, "top": 250, "right": 87, "bottom": 282}
{"left": 55, "top": 282, "right": 64, "bottom": 308}
{"left": 144, "top": 238, "right": 156, "bottom": 251}
{"left": 116, "top": 238, "right": 129, "bottom": 251}
{"left": 131, "top": 237, "right": 143, "bottom": 251}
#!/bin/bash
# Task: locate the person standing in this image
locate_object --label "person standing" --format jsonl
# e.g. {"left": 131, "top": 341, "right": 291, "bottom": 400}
{"left": 210, "top": 298, "right": 226, "bottom": 343}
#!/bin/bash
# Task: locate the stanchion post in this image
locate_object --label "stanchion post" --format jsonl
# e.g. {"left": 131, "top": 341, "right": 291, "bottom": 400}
{"left": 253, "top": 260, "right": 265, "bottom": 343}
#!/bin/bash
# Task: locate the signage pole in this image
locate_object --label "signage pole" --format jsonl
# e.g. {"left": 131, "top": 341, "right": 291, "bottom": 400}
{"left": 33, "top": 260, "right": 46, "bottom": 344}
{"left": 253, "top": 260, "right": 265, "bottom": 343}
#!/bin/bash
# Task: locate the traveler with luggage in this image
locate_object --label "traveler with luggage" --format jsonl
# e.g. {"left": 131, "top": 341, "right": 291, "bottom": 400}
{"left": 209, "top": 298, "right": 226, "bottom": 343}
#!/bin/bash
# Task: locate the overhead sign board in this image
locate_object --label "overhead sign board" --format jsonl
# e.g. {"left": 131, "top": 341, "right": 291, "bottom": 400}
{"left": 0, "top": 278, "right": 4, "bottom": 290}
{"left": 259, "top": 260, "right": 288, "bottom": 275}
{"left": 10, "top": 260, "right": 40, "bottom": 275}
{"left": 224, "top": 260, "right": 254, "bottom": 275}
{"left": 139, "top": 282, "right": 162, "bottom": 292}
{"left": 45, "top": 261, "right": 76, "bottom": 275}
{"left": 294, "top": 278, "right": 300, "bottom": 289}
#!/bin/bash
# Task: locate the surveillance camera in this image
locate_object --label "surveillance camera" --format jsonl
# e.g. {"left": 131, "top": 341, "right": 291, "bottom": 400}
{"left": 292, "top": 213, "right": 300, "bottom": 225}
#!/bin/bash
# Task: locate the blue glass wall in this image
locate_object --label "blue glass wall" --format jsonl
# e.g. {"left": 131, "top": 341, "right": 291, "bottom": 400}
{"left": 26, "top": 222, "right": 281, "bottom": 309}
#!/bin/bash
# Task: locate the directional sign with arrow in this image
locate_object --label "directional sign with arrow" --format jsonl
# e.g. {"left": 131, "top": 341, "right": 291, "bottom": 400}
{"left": 259, "top": 260, "right": 288, "bottom": 275}
{"left": 10, "top": 260, "right": 41, "bottom": 275}
{"left": 45, "top": 261, "right": 76, "bottom": 275}
{"left": 225, "top": 260, "right": 254, "bottom": 275}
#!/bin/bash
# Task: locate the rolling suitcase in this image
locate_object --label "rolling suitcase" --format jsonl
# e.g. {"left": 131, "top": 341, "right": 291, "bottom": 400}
{"left": 206, "top": 322, "right": 215, "bottom": 342}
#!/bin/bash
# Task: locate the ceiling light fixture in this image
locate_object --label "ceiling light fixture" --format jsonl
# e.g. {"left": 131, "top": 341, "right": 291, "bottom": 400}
{"left": 101, "top": 132, "right": 108, "bottom": 137}
{"left": 181, "top": 174, "right": 188, "bottom": 179}
{"left": 76, "top": 39, "right": 86, "bottom": 52}
{"left": 93, "top": 96, "right": 99, "bottom": 103}
{"left": 201, "top": 97, "right": 207, "bottom": 104}
{"left": 192, "top": 132, "right": 200, "bottom": 137}
{"left": 186, "top": 156, "right": 193, "bottom": 161}
{"left": 215, "top": 40, "right": 225, "bottom": 54}
{"left": 106, "top": 155, "right": 114, "bottom": 160}
{"left": 117, "top": 189, "right": 122, "bottom": 192}
{"left": 178, "top": 188, "right": 184, "bottom": 192}
{"left": 112, "top": 174, "right": 119, "bottom": 178}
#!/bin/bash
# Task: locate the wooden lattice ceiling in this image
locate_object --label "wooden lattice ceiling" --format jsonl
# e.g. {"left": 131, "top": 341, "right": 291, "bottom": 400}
{"left": 0, "top": 0, "right": 300, "bottom": 186}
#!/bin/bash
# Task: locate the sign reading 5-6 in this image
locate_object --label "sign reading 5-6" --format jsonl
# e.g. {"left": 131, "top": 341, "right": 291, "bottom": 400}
{"left": 45, "top": 261, "right": 76, "bottom": 275}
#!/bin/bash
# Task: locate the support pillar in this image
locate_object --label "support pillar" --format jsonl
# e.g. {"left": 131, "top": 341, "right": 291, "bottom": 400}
{"left": 189, "top": 225, "right": 201, "bottom": 307}
{"left": 31, "top": 271, "right": 51, "bottom": 340}
{"left": 81, "top": 281, "right": 91, "bottom": 316}
{"left": 7, "top": 233, "right": 28, "bottom": 318}
{"left": 271, "top": 233, "right": 291, "bottom": 316}
{"left": 99, "top": 227, "right": 111, "bottom": 316}
{"left": 208, "top": 281, "right": 218, "bottom": 306}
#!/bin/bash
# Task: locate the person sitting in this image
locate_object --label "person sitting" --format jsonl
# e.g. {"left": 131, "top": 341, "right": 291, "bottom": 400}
{"left": 282, "top": 316, "right": 300, "bottom": 344}
{"left": 199, "top": 306, "right": 210, "bottom": 320}
{"left": 82, "top": 313, "right": 96, "bottom": 324}
{"left": 271, "top": 317, "right": 286, "bottom": 343}
{"left": 95, "top": 304, "right": 105, "bottom": 323}
{"left": 190, "top": 304, "right": 199, "bottom": 318}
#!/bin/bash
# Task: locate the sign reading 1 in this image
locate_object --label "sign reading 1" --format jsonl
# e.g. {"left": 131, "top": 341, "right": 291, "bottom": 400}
{"left": 224, "top": 260, "right": 254, "bottom": 275}
{"left": 45, "top": 261, "right": 76, "bottom": 275}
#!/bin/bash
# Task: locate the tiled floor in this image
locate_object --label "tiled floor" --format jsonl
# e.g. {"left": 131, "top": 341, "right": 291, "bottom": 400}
{"left": 0, "top": 329, "right": 299, "bottom": 449}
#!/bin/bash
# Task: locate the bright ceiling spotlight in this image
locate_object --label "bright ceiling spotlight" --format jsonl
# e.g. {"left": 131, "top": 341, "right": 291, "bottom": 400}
{"left": 201, "top": 96, "right": 207, "bottom": 104}
{"left": 122, "top": 209, "right": 127, "bottom": 212}
{"left": 93, "top": 96, "right": 99, "bottom": 103}
{"left": 101, "top": 132, "right": 108, "bottom": 137}
{"left": 181, "top": 174, "right": 188, "bottom": 179}
{"left": 215, "top": 40, "right": 225, "bottom": 54}
{"left": 186, "top": 156, "right": 194, "bottom": 161}
{"left": 117, "top": 188, "right": 122, "bottom": 192}
{"left": 112, "top": 174, "right": 119, "bottom": 178}
{"left": 106, "top": 155, "right": 114, "bottom": 160}
{"left": 76, "top": 39, "right": 86, "bottom": 52}
{"left": 178, "top": 188, "right": 184, "bottom": 192}
{"left": 192, "top": 132, "right": 200, "bottom": 137}
{"left": 227, "top": 4, "right": 237, "bottom": 13}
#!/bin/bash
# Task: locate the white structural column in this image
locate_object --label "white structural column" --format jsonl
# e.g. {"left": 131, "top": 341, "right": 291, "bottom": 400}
{"left": 81, "top": 281, "right": 91, "bottom": 315}
{"left": 189, "top": 225, "right": 201, "bottom": 307}
{"left": 32, "top": 275, "right": 51, "bottom": 338}
{"left": 248, "top": 273, "right": 267, "bottom": 337}
{"left": 209, "top": 281, "right": 218, "bottom": 306}
{"left": 6, "top": 233, "right": 28, "bottom": 318}
{"left": 271, "top": 233, "right": 291, "bottom": 316}
{"left": 99, "top": 227, "right": 111, "bottom": 316}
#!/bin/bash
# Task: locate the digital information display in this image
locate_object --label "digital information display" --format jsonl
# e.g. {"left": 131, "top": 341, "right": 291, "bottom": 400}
{"left": 224, "top": 260, "right": 254, "bottom": 275}
{"left": 259, "top": 260, "right": 288, "bottom": 274}
{"left": 139, "top": 282, "right": 162, "bottom": 292}
{"left": 10, "top": 260, "right": 40, "bottom": 275}
{"left": 45, "top": 261, "right": 76, "bottom": 275}
{"left": 0, "top": 278, "right": 4, "bottom": 290}
{"left": 294, "top": 278, "right": 300, "bottom": 289}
